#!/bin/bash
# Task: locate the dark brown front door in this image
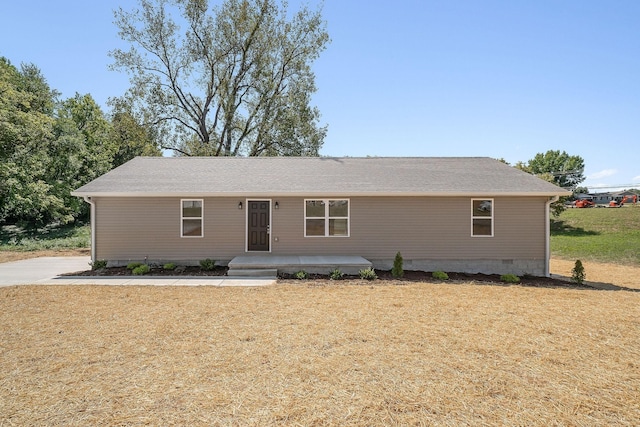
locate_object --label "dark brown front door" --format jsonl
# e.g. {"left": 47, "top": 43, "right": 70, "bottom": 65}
{"left": 247, "top": 201, "right": 270, "bottom": 251}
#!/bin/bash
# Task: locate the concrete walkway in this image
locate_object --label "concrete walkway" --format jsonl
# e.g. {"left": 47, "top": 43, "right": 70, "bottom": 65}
{"left": 44, "top": 277, "right": 276, "bottom": 287}
{"left": 0, "top": 256, "right": 91, "bottom": 286}
{"left": 0, "top": 257, "right": 275, "bottom": 287}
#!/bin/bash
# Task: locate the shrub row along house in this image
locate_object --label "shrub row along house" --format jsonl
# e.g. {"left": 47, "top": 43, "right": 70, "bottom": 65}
{"left": 72, "top": 157, "right": 569, "bottom": 276}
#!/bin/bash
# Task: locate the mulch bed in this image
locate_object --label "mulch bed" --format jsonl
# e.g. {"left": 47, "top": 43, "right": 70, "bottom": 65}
{"left": 381, "top": 270, "right": 576, "bottom": 287}
{"left": 65, "top": 265, "right": 585, "bottom": 288}
{"left": 68, "top": 266, "right": 572, "bottom": 285}
{"left": 65, "top": 265, "right": 229, "bottom": 277}
{"left": 66, "top": 266, "right": 584, "bottom": 287}
{"left": 281, "top": 270, "right": 582, "bottom": 288}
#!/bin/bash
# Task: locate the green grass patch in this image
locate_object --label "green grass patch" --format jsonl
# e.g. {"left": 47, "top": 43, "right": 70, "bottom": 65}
{"left": 551, "top": 207, "right": 640, "bottom": 265}
{"left": 0, "top": 223, "right": 90, "bottom": 252}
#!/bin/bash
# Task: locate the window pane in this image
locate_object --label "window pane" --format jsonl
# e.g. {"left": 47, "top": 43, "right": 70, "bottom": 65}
{"left": 306, "top": 219, "right": 325, "bottom": 236}
{"left": 306, "top": 200, "right": 325, "bottom": 217}
{"left": 329, "top": 219, "right": 348, "bottom": 236}
{"left": 473, "top": 219, "right": 492, "bottom": 236}
{"left": 329, "top": 200, "right": 348, "bottom": 217}
{"left": 183, "top": 200, "right": 202, "bottom": 217}
{"left": 183, "top": 219, "right": 202, "bottom": 236}
{"left": 473, "top": 200, "right": 492, "bottom": 217}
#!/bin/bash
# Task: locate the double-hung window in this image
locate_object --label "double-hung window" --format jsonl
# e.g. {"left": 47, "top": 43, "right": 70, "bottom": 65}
{"left": 471, "top": 199, "right": 493, "bottom": 237}
{"left": 305, "top": 199, "right": 349, "bottom": 237}
{"left": 181, "top": 199, "right": 203, "bottom": 237}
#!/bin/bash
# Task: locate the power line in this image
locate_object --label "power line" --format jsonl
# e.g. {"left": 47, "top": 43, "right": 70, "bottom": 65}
{"left": 549, "top": 170, "right": 581, "bottom": 176}
{"left": 586, "top": 183, "right": 640, "bottom": 190}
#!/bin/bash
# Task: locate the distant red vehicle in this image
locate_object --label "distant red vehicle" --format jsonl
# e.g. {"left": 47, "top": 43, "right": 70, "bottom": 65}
{"left": 609, "top": 196, "right": 630, "bottom": 208}
{"left": 574, "top": 199, "right": 595, "bottom": 208}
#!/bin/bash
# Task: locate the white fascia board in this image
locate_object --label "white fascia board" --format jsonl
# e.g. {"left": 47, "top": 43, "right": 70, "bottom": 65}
{"left": 72, "top": 190, "right": 569, "bottom": 198}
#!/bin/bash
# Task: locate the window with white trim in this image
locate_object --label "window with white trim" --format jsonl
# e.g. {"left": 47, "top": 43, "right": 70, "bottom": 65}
{"left": 181, "top": 199, "right": 203, "bottom": 237}
{"left": 305, "top": 199, "right": 349, "bottom": 237}
{"left": 471, "top": 199, "right": 493, "bottom": 237}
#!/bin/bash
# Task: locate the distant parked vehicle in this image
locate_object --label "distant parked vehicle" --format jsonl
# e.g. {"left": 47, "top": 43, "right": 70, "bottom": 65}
{"left": 609, "top": 196, "right": 630, "bottom": 208}
{"left": 574, "top": 199, "right": 595, "bottom": 208}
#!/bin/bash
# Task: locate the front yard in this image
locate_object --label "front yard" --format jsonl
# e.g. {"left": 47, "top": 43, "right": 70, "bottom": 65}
{"left": 1, "top": 282, "right": 638, "bottom": 425}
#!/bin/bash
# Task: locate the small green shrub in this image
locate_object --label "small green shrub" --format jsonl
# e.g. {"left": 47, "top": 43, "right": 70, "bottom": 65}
{"left": 500, "top": 274, "right": 521, "bottom": 283}
{"left": 432, "top": 271, "right": 449, "bottom": 280}
{"left": 392, "top": 251, "right": 404, "bottom": 278}
{"left": 199, "top": 258, "right": 216, "bottom": 271}
{"left": 294, "top": 270, "right": 309, "bottom": 280}
{"left": 571, "top": 260, "right": 586, "bottom": 284}
{"left": 90, "top": 259, "right": 107, "bottom": 270}
{"left": 163, "top": 263, "right": 176, "bottom": 270}
{"left": 127, "top": 262, "right": 143, "bottom": 270}
{"left": 132, "top": 264, "right": 150, "bottom": 275}
{"left": 359, "top": 267, "right": 378, "bottom": 281}
{"left": 329, "top": 268, "right": 344, "bottom": 280}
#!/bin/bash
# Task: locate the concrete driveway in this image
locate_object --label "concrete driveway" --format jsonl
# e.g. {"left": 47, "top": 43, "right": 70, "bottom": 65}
{"left": 0, "top": 256, "right": 91, "bottom": 286}
{"left": 0, "top": 257, "right": 275, "bottom": 287}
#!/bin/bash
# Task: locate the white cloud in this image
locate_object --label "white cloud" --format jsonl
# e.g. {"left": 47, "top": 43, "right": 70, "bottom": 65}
{"left": 588, "top": 169, "right": 617, "bottom": 180}
{"left": 633, "top": 175, "right": 640, "bottom": 182}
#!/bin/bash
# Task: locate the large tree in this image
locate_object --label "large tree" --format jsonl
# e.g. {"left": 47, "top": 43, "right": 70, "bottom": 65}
{"left": 109, "top": 97, "right": 162, "bottom": 168}
{"left": 516, "top": 150, "right": 586, "bottom": 216}
{"left": 0, "top": 58, "right": 62, "bottom": 225}
{"left": 0, "top": 56, "right": 161, "bottom": 226}
{"left": 52, "top": 94, "right": 162, "bottom": 222}
{"left": 50, "top": 93, "right": 120, "bottom": 220}
{"left": 521, "top": 150, "right": 585, "bottom": 190}
{"left": 110, "top": 0, "right": 329, "bottom": 157}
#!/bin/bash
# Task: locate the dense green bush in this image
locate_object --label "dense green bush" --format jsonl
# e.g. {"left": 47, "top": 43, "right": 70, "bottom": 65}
{"left": 163, "top": 263, "right": 176, "bottom": 270}
{"left": 572, "top": 260, "right": 586, "bottom": 284}
{"left": 392, "top": 251, "right": 404, "bottom": 278}
{"left": 199, "top": 258, "right": 216, "bottom": 271}
{"left": 329, "top": 268, "right": 344, "bottom": 280}
{"left": 127, "top": 262, "right": 143, "bottom": 270}
{"left": 359, "top": 267, "right": 378, "bottom": 281}
{"left": 500, "top": 274, "right": 521, "bottom": 283}
{"left": 295, "top": 270, "right": 309, "bottom": 280}
{"left": 132, "top": 264, "right": 150, "bottom": 275}
{"left": 90, "top": 259, "right": 107, "bottom": 270}
{"left": 432, "top": 271, "right": 449, "bottom": 280}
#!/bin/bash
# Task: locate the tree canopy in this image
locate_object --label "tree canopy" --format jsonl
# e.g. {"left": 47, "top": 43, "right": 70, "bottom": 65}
{"left": 110, "top": 0, "right": 330, "bottom": 157}
{"left": 514, "top": 150, "right": 586, "bottom": 216}
{"left": 518, "top": 150, "right": 585, "bottom": 190}
{"left": 0, "top": 57, "right": 160, "bottom": 227}
{"left": 1, "top": 58, "right": 61, "bottom": 225}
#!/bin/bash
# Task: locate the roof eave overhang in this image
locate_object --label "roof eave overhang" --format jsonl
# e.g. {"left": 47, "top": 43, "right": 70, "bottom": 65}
{"left": 72, "top": 190, "right": 570, "bottom": 198}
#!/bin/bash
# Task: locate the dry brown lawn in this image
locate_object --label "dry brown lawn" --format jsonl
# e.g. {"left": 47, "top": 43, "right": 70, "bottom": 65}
{"left": 1, "top": 282, "right": 639, "bottom": 426}
{"left": 551, "top": 258, "right": 640, "bottom": 290}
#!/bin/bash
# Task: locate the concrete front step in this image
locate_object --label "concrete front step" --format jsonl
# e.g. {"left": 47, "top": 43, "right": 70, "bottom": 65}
{"left": 227, "top": 268, "right": 278, "bottom": 278}
{"left": 228, "top": 255, "right": 372, "bottom": 275}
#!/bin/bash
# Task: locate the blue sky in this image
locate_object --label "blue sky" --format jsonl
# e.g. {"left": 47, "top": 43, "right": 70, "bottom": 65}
{"left": 2, "top": 0, "right": 639, "bottom": 191}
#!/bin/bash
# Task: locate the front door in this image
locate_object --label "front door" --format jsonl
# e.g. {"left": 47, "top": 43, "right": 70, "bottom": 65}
{"left": 247, "top": 200, "right": 270, "bottom": 251}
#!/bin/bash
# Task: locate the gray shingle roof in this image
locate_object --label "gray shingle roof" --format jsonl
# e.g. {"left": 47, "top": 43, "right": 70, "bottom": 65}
{"left": 72, "top": 157, "right": 569, "bottom": 197}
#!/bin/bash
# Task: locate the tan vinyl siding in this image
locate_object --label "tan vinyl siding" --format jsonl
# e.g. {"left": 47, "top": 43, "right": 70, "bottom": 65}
{"left": 271, "top": 196, "right": 546, "bottom": 260}
{"left": 94, "top": 196, "right": 548, "bottom": 263}
{"left": 94, "top": 197, "right": 245, "bottom": 261}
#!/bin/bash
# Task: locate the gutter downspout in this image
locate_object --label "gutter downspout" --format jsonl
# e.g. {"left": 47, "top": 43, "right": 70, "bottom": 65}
{"left": 83, "top": 196, "right": 96, "bottom": 264}
{"left": 545, "top": 195, "right": 559, "bottom": 277}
